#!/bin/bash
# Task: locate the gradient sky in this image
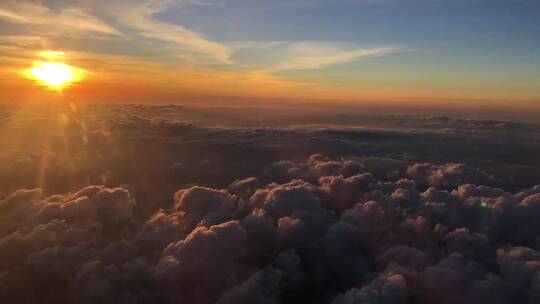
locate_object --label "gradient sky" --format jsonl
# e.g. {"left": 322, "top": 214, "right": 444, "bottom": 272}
{"left": 0, "top": 0, "right": 539, "bottom": 105}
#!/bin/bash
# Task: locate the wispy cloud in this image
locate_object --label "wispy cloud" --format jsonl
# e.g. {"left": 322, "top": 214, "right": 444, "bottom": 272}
{"left": 271, "top": 43, "right": 399, "bottom": 71}
{"left": 0, "top": 1, "right": 397, "bottom": 71}
{"left": 118, "top": 0, "right": 232, "bottom": 63}
{"left": 0, "top": 0, "right": 402, "bottom": 98}
{"left": 233, "top": 41, "right": 400, "bottom": 72}
{"left": 0, "top": 1, "right": 120, "bottom": 36}
{"left": 0, "top": 0, "right": 232, "bottom": 64}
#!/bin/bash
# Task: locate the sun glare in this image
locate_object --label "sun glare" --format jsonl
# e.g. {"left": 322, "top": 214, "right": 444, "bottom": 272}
{"left": 25, "top": 60, "right": 86, "bottom": 90}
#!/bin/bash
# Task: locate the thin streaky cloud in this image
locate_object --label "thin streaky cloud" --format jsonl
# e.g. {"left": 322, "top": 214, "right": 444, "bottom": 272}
{"left": 272, "top": 44, "right": 399, "bottom": 71}
{"left": 234, "top": 42, "right": 401, "bottom": 72}
{"left": 119, "top": 0, "right": 232, "bottom": 64}
{"left": 0, "top": 1, "right": 120, "bottom": 36}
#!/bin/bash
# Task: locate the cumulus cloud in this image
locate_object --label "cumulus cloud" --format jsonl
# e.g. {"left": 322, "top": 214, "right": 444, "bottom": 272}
{"left": 269, "top": 154, "right": 367, "bottom": 183}
{"left": 1, "top": 151, "right": 540, "bottom": 303}
{"left": 1, "top": 105, "right": 540, "bottom": 303}
{"left": 174, "top": 186, "right": 238, "bottom": 228}
{"left": 250, "top": 180, "right": 322, "bottom": 219}
{"left": 407, "top": 163, "right": 500, "bottom": 190}
{"left": 332, "top": 272, "right": 408, "bottom": 304}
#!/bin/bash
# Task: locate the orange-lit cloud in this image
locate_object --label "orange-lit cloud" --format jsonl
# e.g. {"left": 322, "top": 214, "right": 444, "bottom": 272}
{"left": 0, "top": 0, "right": 538, "bottom": 105}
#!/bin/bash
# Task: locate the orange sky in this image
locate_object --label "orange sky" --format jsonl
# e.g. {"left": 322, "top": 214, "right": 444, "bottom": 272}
{"left": 0, "top": 0, "right": 539, "bottom": 107}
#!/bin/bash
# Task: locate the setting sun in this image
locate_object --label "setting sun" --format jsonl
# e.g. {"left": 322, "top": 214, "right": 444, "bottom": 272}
{"left": 25, "top": 61, "right": 85, "bottom": 90}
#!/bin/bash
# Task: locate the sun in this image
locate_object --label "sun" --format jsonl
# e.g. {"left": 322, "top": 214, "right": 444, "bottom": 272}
{"left": 30, "top": 62, "right": 75, "bottom": 88}
{"left": 25, "top": 60, "right": 86, "bottom": 90}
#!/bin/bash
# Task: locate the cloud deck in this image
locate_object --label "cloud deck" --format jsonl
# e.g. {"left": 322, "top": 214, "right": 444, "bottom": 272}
{"left": 0, "top": 104, "right": 539, "bottom": 304}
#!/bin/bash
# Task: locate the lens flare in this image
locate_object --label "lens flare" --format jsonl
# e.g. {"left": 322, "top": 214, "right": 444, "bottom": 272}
{"left": 25, "top": 61, "right": 86, "bottom": 90}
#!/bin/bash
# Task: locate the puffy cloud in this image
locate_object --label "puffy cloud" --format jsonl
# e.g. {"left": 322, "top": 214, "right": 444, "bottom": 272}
{"left": 529, "top": 272, "right": 540, "bottom": 304}
{"left": 452, "top": 184, "right": 507, "bottom": 201}
{"left": 0, "top": 108, "right": 539, "bottom": 304}
{"left": 155, "top": 221, "right": 247, "bottom": 303}
{"left": 216, "top": 267, "right": 283, "bottom": 304}
{"left": 73, "top": 258, "right": 162, "bottom": 304}
{"left": 377, "top": 245, "right": 432, "bottom": 271}
{"left": 1, "top": 165, "right": 539, "bottom": 303}
{"left": 229, "top": 177, "right": 261, "bottom": 198}
{"left": 332, "top": 273, "right": 408, "bottom": 304}
{"left": 269, "top": 154, "right": 367, "bottom": 183}
{"left": 497, "top": 247, "right": 540, "bottom": 298}
{"left": 276, "top": 212, "right": 328, "bottom": 255}
{"left": 415, "top": 264, "right": 466, "bottom": 304}
{"left": 407, "top": 163, "right": 499, "bottom": 190}
{"left": 319, "top": 173, "right": 376, "bottom": 213}
{"left": 341, "top": 201, "right": 392, "bottom": 252}
{"left": 465, "top": 274, "right": 506, "bottom": 304}
{"left": 240, "top": 212, "right": 276, "bottom": 266}
{"left": 322, "top": 222, "right": 372, "bottom": 288}
{"left": 444, "top": 228, "right": 493, "bottom": 264}
{"left": 250, "top": 180, "right": 322, "bottom": 219}
{"left": 174, "top": 186, "right": 237, "bottom": 227}
{"left": 136, "top": 209, "right": 186, "bottom": 254}
{"left": 0, "top": 188, "right": 42, "bottom": 233}
{"left": 0, "top": 185, "right": 136, "bottom": 280}
{"left": 38, "top": 185, "right": 135, "bottom": 229}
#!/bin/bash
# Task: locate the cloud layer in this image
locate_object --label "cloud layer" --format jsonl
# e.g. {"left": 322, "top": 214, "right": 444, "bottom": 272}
{"left": 1, "top": 153, "right": 540, "bottom": 303}
{"left": 0, "top": 104, "right": 539, "bottom": 303}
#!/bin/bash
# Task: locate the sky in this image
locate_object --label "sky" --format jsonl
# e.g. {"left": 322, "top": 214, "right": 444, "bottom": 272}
{"left": 0, "top": 0, "right": 539, "bottom": 105}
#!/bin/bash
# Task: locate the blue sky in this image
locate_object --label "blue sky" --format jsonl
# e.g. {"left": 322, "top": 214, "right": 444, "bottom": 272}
{"left": 0, "top": 0, "right": 539, "bottom": 103}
